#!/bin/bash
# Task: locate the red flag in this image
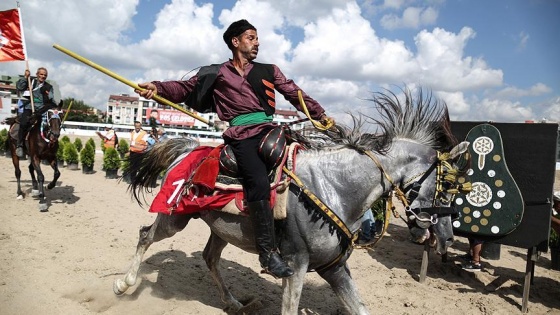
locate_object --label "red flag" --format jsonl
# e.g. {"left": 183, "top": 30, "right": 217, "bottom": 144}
{"left": 0, "top": 8, "right": 27, "bottom": 62}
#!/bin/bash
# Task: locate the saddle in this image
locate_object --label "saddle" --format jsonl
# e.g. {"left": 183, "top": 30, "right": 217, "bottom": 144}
{"left": 150, "top": 142, "right": 303, "bottom": 219}
{"left": 7, "top": 113, "right": 51, "bottom": 143}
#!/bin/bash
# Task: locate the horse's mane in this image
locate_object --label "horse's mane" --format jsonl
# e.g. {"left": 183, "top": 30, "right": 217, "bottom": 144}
{"left": 297, "top": 86, "right": 457, "bottom": 154}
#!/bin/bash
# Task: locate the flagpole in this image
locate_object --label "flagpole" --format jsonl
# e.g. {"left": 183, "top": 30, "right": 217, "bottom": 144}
{"left": 17, "top": 3, "right": 34, "bottom": 113}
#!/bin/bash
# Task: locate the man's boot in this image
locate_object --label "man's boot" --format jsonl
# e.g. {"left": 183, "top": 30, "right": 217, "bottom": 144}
{"left": 248, "top": 200, "right": 294, "bottom": 278}
{"left": 15, "top": 124, "right": 26, "bottom": 158}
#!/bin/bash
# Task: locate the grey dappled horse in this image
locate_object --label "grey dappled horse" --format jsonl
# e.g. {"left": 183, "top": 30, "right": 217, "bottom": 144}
{"left": 114, "top": 88, "right": 469, "bottom": 314}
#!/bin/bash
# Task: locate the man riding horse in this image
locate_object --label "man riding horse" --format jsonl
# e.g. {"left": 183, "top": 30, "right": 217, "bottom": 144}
{"left": 135, "top": 19, "right": 334, "bottom": 278}
{"left": 15, "top": 67, "right": 58, "bottom": 158}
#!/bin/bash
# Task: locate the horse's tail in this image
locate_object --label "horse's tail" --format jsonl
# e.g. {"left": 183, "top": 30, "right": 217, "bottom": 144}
{"left": 124, "top": 137, "right": 200, "bottom": 205}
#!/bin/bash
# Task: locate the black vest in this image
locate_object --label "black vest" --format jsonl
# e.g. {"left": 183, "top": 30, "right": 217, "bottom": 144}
{"left": 185, "top": 62, "right": 275, "bottom": 115}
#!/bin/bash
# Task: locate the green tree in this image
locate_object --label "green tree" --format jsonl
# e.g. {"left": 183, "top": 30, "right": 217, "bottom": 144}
{"left": 64, "top": 142, "right": 79, "bottom": 164}
{"left": 74, "top": 138, "right": 83, "bottom": 152}
{"left": 56, "top": 141, "right": 65, "bottom": 162}
{"left": 86, "top": 138, "right": 96, "bottom": 151}
{"left": 103, "top": 147, "right": 121, "bottom": 170}
{"left": 80, "top": 143, "right": 95, "bottom": 168}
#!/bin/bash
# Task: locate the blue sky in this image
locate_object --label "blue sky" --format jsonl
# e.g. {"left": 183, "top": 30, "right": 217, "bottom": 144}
{"left": 1, "top": 0, "right": 558, "bottom": 125}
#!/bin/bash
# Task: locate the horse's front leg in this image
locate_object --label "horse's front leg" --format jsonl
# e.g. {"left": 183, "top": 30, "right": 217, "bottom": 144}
{"left": 202, "top": 232, "right": 247, "bottom": 313}
{"left": 317, "top": 262, "right": 370, "bottom": 315}
{"left": 46, "top": 159, "right": 61, "bottom": 190}
{"left": 114, "top": 213, "right": 192, "bottom": 295}
{"left": 31, "top": 159, "right": 48, "bottom": 212}
{"left": 281, "top": 258, "right": 308, "bottom": 315}
{"left": 12, "top": 153, "right": 24, "bottom": 199}
{"left": 28, "top": 162, "right": 39, "bottom": 196}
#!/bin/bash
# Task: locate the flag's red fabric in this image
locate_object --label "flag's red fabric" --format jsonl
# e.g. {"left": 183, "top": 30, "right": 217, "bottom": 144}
{"left": 0, "top": 8, "right": 26, "bottom": 62}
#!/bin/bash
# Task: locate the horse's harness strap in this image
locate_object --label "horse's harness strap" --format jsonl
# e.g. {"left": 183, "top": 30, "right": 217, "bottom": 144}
{"left": 362, "top": 150, "right": 411, "bottom": 209}
{"left": 283, "top": 166, "right": 355, "bottom": 241}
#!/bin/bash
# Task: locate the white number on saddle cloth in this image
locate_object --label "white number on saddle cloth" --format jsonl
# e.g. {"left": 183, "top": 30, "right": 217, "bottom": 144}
{"left": 167, "top": 179, "right": 186, "bottom": 205}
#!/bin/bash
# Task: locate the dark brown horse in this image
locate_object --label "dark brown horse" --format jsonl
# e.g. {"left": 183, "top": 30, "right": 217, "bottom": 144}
{"left": 6, "top": 106, "right": 62, "bottom": 212}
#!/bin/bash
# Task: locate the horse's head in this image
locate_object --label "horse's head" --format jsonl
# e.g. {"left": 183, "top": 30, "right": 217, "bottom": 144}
{"left": 398, "top": 141, "right": 471, "bottom": 254}
{"left": 367, "top": 87, "right": 472, "bottom": 255}
{"left": 45, "top": 109, "right": 62, "bottom": 143}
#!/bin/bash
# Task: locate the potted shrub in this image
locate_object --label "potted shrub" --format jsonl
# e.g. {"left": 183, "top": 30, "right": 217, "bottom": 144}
{"left": 103, "top": 147, "right": 120, "bottom": 179}
{"left": 117, "top": 138, "right": 129, "bottom": 159}
{"left": 80, "top": 142, "right": 95, "bottom": 174}
{"left": 60, "top": 135, "right": 71, "bottom": 145}
{"left": 74, "top": 138, "right": 83, "bottom": 152}
{"left": 56, "top": 141, "right": 65, "bottom": 167}
{"left": 64, "top": 142, "right": 80, "bottom": 170}
{"left": 550, "top": 216, "right": 560, "bottom": 270}
{"left": 0, "top": 129, "right": 7, "bottom": 156}
{"left": 86, "top": 137, "right": 96, "bottom": 151}
{"left": 100, "top": 138, "right": 107, "bottom": 153}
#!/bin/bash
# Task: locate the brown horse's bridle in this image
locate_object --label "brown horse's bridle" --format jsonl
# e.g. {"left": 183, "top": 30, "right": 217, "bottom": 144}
{"left": 43, "top": 110, "right": 61, "bottom": 143}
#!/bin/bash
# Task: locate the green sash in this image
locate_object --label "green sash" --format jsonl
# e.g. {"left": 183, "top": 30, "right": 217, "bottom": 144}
{"left": 230, "top": 112, "right": 273, "bottom": 126}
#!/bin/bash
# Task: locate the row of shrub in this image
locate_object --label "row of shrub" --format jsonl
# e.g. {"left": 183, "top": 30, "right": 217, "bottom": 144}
{"left": 55, "top": 136, "right": 129, "bottom": 171}
{"left": 0, "top": 129, "right": 9, "bottom": 153}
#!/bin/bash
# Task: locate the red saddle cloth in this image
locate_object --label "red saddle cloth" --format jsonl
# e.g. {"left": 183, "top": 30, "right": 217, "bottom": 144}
{"left": 149, "top": 145, "right": 238, "bottom": 215}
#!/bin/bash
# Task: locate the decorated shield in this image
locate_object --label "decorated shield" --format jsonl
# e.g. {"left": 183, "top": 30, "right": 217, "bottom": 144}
{"left": 452, "top": 124, "right": 524, "bottom": 236}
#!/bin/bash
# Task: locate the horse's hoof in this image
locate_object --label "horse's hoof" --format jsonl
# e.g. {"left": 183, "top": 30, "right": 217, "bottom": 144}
{"left": 38, "top": 203, "right": 48, "bottom": 212}
{"left": 31, "top": 190, "right": 40, "bottom": 197}
{"left": 113, "top": 279, "right": 129, "bottom": 295}
{"left": 16, "top": 195, "right": 24, "bottom": 200}
{"left": 228, "top": 297, "right": 261, "bottom": 314}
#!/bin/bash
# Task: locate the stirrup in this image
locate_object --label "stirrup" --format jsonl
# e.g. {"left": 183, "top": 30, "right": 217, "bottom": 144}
{"left": 16, "top": 146, "right": 25, "bottom": 158}
{"left": 260, "top": 251, "right": 294, "bottom": 279}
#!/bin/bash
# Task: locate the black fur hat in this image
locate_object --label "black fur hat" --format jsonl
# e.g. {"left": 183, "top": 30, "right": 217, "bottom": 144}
{"left": 223, "top": 19, "right": 256, "bottom": 50}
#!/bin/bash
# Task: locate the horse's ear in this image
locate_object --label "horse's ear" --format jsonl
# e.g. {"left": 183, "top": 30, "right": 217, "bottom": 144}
{"left": 449, "top": 141, "right": 469, "bottom": 159}
{"left": 57, "top": 100, "right": 63, "bottom": 110}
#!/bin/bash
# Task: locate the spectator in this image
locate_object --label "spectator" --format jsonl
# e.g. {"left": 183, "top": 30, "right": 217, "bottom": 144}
{"left": 357, "top": 209, "right": 377, "bottom": 244}
{"left": 461, "top": 238, "right": 484, "bottom": 272}
{"left": 128, "top": 121, "right": 150, "bottom": 182}
{"left": 96, "top": 125, "right": 117, "bottom": 149}
{"left": 156, "top": 126, "right": 169, "bottom": 142}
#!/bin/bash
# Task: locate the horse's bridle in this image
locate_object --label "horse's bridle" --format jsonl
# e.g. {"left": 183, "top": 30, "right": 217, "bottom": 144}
{"left": 43, "top": 110, "right": 61, "bottom": 142}
{"left": 365, "top": 149, "right": 471, "bottom": 230}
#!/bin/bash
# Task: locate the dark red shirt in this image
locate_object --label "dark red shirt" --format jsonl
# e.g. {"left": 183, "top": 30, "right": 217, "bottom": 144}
{"left": 153, "top": 60, "right": 325, "bottom": 140}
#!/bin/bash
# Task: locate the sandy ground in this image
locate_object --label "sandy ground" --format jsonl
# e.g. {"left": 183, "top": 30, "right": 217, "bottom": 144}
{"left": 1, "top": 138, "right": 560, "bottom": 315}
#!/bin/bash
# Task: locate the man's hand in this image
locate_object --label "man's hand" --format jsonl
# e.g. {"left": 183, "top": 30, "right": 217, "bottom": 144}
{"left": 319, "top": 114, "right": 335, "bottom": 127}
{"left": 24, "top": 69, "right": 30, "bottom": 78}
{"left": 135, "top": 82, "right": 157, "bottom": 99}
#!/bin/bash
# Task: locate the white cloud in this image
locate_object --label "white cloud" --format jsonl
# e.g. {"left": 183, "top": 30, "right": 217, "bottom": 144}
{"left": 517, "top": 31, "right": 529, "bottom": 50}
{"left": 414, "top": 27, "right": 503, "bottom": 91}
{"left": 467, "top": 98, "right": 534, "bottom": 122}
{"left": 436, "top": 90, "right": 471, "bottom": 118}
{"left": 542, "top": 97, "right": 560, "bottom": 122}
{"left": 494, "top": 83, "right": 551, "bottom": 99}
{"left": 380, "top": 6, "right": 438, "bottom": 30}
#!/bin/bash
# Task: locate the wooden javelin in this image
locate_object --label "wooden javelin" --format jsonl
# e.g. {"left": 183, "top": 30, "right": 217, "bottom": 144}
{"left": 52, "top": 44, "right": 212, "bottom": 126}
